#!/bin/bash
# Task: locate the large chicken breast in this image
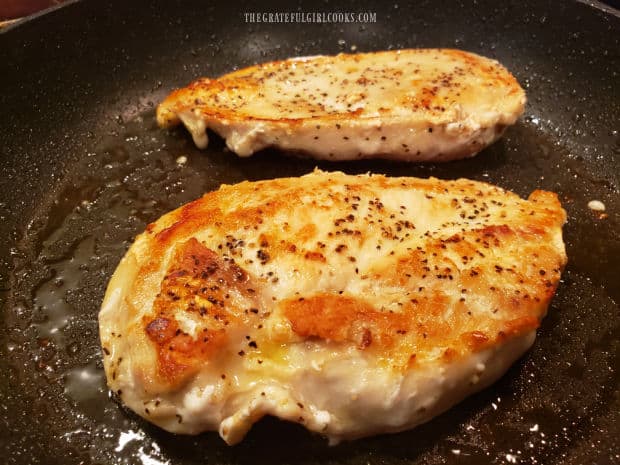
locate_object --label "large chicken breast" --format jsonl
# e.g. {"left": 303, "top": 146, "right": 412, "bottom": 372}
{"left": 99, "top": 170, "right": 566, "bottom": 445}
{"left": 156, "top": 49, "right": 526, "bottom": 161}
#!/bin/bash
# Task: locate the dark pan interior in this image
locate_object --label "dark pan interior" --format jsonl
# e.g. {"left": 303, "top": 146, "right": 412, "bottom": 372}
{"left": 1, "top": 1, "right": 619, "bottom": 464}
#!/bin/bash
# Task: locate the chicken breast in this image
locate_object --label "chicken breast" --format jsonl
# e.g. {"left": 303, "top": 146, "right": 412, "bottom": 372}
{"left": 156, "top": 49, "right": 526, "bottom": 161}
{"left": 99, "top": 170, "right": 566, "bottom": 445}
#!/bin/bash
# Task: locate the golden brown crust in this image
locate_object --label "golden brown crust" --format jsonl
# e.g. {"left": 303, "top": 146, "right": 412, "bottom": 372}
{"left": 157, "top": 49, "right": 523, "bottom": 127}
{"left": 143, "top": 238, "right": 263, "bottom": 388}
{"left": 103, "top": 171, "right": 566, "bottom": 391}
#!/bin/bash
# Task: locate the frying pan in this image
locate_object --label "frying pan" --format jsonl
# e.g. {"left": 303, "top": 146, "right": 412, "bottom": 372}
{"left": 1, "top": 1, "right": 618, "bottom": 464}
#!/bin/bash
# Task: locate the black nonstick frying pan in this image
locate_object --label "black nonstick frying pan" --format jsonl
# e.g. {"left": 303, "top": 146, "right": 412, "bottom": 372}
{"left": 1, "top": 1, "right": 619, "bottom": 464}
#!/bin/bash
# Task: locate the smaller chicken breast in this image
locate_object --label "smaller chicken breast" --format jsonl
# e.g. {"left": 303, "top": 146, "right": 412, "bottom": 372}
{"left": 157, "top": 49, "right": 526, "bottom": 161}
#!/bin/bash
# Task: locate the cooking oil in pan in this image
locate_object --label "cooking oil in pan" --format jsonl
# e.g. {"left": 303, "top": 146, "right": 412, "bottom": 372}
{"left": 5, "top": 113, "right": 619, "bottom": 465}
{"left": 33, "top": 236, "right": 95, "bottom": 346}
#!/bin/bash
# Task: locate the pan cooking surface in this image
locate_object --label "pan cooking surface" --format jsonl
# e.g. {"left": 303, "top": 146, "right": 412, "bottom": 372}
{"left": 1, "top": 1, "right": 618, "bottom": 464}
{"left": 5, "top": 115, "right": 620, "bottom": 465}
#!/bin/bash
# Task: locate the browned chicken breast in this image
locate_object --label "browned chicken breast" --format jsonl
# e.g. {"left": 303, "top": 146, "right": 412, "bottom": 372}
{"left": 99, "top": 170, "right": 566, "bottom": 445}
{"left": 156, "top": 49, "right": 526, "bottom": 161}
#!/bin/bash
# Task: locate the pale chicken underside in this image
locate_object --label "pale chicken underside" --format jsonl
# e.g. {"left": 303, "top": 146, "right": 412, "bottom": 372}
{"left": 156, "top": 49, "right": 526, "bottom": 161}
{"left": 99, "top": 170, "right": 566, "bottom": 444}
